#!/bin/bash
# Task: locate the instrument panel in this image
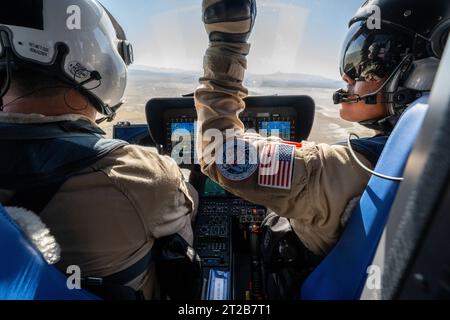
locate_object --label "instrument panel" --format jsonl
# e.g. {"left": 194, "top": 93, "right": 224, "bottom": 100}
{"left": 194, "top": 179, "right": 268, "bottom": 300}
{"left": 114, "top": 95, "right": 315, "bottom": 300}
{"left": 166, "top": 109, "right": 298, "bottom": 165}
{"left": 146, "top": 95, "right": 315, "bottom": 151}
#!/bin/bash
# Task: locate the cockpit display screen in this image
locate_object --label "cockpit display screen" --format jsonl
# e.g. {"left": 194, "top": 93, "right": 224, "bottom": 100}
{"left": 113, "top": 124, "right": 150, "bottom": 145}
{"left": 171, "top": 122, "right": 195, "bottom": 135}
{"left": 259, "top": 121, "right": 291, "bottom": 140}
{"left": 170, "top": 122, "right": 197, "bottom": 164}
{"left": 203, "top": 178, "right": 227, "bottom": 197}
{"left": 171, "top": 122, "right": 196, "bottom": 147}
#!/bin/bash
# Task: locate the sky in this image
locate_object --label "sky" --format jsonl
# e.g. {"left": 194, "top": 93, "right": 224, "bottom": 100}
{"left": 99, "top": 0, "right": 364, "bottom": 80}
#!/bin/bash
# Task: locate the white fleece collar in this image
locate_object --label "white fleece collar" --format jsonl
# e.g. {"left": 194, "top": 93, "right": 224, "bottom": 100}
{"left": 5, "top": 207, "right": 61, "bottom": 265}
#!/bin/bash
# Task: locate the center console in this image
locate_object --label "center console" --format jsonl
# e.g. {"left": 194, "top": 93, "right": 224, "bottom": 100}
{"left": 113, "top": 95, "right": 315, "bottom": 300}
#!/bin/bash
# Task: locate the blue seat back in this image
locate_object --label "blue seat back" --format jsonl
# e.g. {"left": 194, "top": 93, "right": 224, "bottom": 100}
{"left": 0, "top": 204, "right": 98, "bottom": 300}
{"left": 301, "top": 96, "right": 430, "bottom": 300}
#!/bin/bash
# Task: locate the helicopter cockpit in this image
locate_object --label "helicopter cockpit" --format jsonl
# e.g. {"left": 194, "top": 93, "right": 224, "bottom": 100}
{"left": 1, "top": 0, "right": 450, "bottom": 304}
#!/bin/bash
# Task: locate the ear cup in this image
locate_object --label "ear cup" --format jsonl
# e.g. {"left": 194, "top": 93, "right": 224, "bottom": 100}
{"left": 0, "top": 38, "right": 4, "bottom": 58}
{"left": 0, "top": 30, "right": 11, "bottom": 58}
{"left": 430, "top": 20, "right": 450, "bottom": 58}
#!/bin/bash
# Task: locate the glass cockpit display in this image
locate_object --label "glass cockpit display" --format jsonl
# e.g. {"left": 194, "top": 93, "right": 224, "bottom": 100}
{"left": 160, "top": 103, "right": 304, "bottom": 167}
{"left": 258, "top": 121, "right": 292, "bottom": 141}
{"left": 113, "top": 123, "right": 152, "bottom": 146}
{"left": 170, "top": 121, "right": 197, "bottom": 164}
{"left": 203, "top": 178, "right": 227, "bottom": 197}
{"left": 170, "top": 122, "right": 196, "bottom": 144}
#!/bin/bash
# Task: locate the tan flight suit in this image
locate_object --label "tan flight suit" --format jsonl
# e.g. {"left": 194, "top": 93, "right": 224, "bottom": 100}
{"left": 0, "top": 112, "right": 199, "bottom": 299}
{"left": 195, "top": 42, "right": 373, "bottom": 257}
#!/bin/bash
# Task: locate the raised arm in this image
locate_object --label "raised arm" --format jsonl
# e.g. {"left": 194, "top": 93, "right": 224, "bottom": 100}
{"left": 194, "top": 0, "right": 373, "bottom": 255}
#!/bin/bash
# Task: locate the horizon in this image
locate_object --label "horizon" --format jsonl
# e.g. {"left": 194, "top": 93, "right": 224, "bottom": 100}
{"left": 99, "top": 0, "right": 363, "bottom": 80}
{"left": 129, "top": 64, "right": 344, "bottom": 83}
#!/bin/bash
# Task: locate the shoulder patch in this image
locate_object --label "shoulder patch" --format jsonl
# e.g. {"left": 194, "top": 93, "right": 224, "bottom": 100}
{"left": 216, "top": 141, "right": 258, "bottom": 182}
{"left": 258, "top": 143, "right": 295, "bottom": 190}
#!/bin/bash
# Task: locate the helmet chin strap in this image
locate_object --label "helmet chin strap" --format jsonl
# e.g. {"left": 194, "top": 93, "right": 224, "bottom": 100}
{"left": 95, "top": 101, "right": 122, "bottom": 125}
{"left": 359, "top": 115, "right": 401, "bottom": 134}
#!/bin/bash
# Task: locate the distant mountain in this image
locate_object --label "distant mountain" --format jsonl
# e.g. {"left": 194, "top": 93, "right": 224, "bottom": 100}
{"left": 129, "top": 66, "right": 200, "bottom": 83}
{"left": 131, "top": 65, "right": 197, "bottom": 74}
{"left": 245, "top": 72, "right": 343, "bottom": 89}
{"left": 129, "top": 66, "right": 342, "bottom": 89}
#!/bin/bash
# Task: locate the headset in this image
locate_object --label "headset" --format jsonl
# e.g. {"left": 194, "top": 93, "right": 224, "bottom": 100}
{"left": 0, "top": 0, "right": 133, "bottom": 124}
{"left": 0, "top": 29, "right": 107, "bottom": 121}
{"left": 332, "top": 54, "right": 424, "bottom": 107}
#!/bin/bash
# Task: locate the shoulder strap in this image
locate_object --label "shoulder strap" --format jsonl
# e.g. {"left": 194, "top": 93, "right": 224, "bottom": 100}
{"left": 102, "top": 250, "right": 154, "bottom": 285}
{"left": 82, "top": 250, "right": 155, "bottom": 300}
{"left": 0, "top": 119, "right": 128, "bottom": 190}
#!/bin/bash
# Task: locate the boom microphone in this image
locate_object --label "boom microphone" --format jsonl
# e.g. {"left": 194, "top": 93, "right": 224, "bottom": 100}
{"left": 333, "top": 88, "right": 378, "bottom": 105}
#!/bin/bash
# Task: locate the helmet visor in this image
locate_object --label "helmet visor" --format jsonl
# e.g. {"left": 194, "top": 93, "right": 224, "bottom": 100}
{"left": 340, "top": 22, "right": 412, "bottom": 81}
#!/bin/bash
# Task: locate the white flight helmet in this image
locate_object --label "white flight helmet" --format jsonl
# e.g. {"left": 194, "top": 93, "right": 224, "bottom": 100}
{"left": 0, "top": 0, "right": 133, "bottom": 123}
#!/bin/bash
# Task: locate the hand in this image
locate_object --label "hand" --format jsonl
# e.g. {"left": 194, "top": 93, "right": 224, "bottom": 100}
{"left": 203, "top": 0, "right": 257, "bottom": 43}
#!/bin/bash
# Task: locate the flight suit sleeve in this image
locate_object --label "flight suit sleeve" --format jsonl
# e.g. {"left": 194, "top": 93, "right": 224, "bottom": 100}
{"left": 195, "top": 43, "right": 373, "bottom": 255}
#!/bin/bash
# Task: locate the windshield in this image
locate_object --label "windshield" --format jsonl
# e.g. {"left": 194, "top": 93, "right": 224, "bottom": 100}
{"left": 99, "top": 0, "right": 373, "bottom": 142}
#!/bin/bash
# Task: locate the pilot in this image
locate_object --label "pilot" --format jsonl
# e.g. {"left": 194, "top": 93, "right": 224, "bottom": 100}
{"left": 195, "top": 0, "right": 448, "bottom": 291}
{"left": 0, "top": 0, "right": 198, "bottom": 299}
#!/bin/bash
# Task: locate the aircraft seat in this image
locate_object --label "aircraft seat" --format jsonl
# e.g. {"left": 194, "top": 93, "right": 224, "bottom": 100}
{"left": 0, "top": 204, "right": 98, "bottom": 300}
{"left": 301, "top": 95, "right": 430, "bottom": 300}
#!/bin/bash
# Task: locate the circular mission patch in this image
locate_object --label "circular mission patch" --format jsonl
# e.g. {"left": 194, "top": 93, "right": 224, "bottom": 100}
{"left": 216, "top": 142, "right": 258, "bottom": 182}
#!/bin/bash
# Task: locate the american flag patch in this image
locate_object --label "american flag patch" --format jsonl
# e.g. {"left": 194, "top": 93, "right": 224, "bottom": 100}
{"left": 258, "top": 143, "right": 296, "bottom": 190}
